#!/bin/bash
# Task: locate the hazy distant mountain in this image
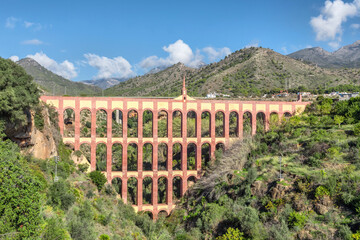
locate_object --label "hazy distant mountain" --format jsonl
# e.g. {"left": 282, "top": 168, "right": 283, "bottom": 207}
{"left": 17, "top": 58, "right": 101, "bottom": 96}
{"left": 105, "top": 47, "right": 360, "bottom": 97}
{"left": 288, "top": 41, "right": 360, "bottom": 68}
{"left": 82, "top": 77, "right": 127, "bottom": 89}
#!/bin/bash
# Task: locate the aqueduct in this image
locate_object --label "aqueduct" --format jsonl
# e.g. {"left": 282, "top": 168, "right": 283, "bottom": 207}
{"left": 40, "top": 81, "right": 309, "bottom": 219}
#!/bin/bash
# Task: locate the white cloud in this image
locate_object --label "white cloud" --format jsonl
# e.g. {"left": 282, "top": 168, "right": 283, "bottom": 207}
{"left": 139, "top": 39, "right": 230, "bottom": 70}
{"left": 5, "top": 17, "right": 19, "bottom": 29}
{"left": 84, "top": 53, "right": 134, "bottom": 79}
{"left": 351, "top": 23, "right": 360, "bottom": 29}
{"left": 24, "top": 21, "right": 34, "bottom": 28}
{"left": 202, "top": 47, "right": 231, "bottom": 61}
{"left": 9, "top": 56, "right": 19, "bottom": 62}
{"left": 245, "top": 40, "right": 259, "bottom": 48}
{"left": 310, "top": 0, "right": 360, "bottom": 48}
{"left": 27, "top": 52, "right": 77, "bottom": 79}
{"left": 21, "top": 39, "right": 43, "bottom": 45}
{"left": 329, "top": 41, "right": 341, "bottom": 49}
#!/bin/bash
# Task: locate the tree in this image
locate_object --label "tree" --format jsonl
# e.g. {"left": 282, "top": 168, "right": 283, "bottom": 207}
{"left": 334, "top": 115, "right": 345, "bottom": 128}
{"left": 89, "top": 171, "right": 107, "bottom": 191}
{"left": 0, "top": 138, "right": 42, "bottom": 239}
{"left": 0, "top": 58, "right": 39, "bottom": 126}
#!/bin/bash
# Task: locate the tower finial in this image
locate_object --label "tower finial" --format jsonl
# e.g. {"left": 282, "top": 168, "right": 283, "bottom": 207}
{"left": 182, "top": 75, "right": 187, "bottom": 96}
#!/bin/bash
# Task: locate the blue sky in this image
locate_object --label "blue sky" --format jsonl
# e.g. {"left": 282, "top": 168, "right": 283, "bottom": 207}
{"left": 1, "top": 0, "right": 360, "bottom": 81}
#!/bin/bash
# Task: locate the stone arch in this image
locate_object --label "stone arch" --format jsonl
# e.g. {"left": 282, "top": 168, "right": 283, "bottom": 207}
{"left": 270, "top": 112, "right": 279, "bottom": 129}
{"left": 158, "top": 143, "right": 168, "bottom": 170}
{"left": 96, "top": 143, "right": 107, "bottom": 171}
{"left": 172, "top": 143, "right": 182, "bottom": 170}
{"left": 111, "top": 177, "right": 122, "bottom": 197}
{"left": 112, "top": 109, "right": 123, "bottom": 138}
{"left": 127, "top": 177, "right": 137, "bottom": 205}
{"left": 229, "top": 111, "right": 239, "bottom": 137}
{"left": 143, "top": 110, "right": 153, "bottom": 138}
{"left": 127, "top": 143, "right": 138, "bottom": 171}
{"left": 187, "top": 143, "right": 197, "bottom": 170}
{"left": 216, "top": 142, "right": 225, "bottom": 152}
{"left": 80, "top": 109, "right": 91, "bottom": 137}
{"left": 96, "top": 109, "right": 107, "bottom": 138}
{"left": 256, "top": 112, "right": 266, "bottom": 134}
{"left": 142, "top": 177, "right": 152, "bottom": 204}
{"left": 158, "top": 110, "right": 168, "bottom": 138}
{"left": 201, "top": 143, "right": 211, "bottom": 169}
{"left": 187, "top": 176, "right": 196, "bottom": 189}
{"left": 63, "top": 108, "right": 75, "bottom": 137}
{"left": 158, "top": 177, "right": 167, "bottom": 204}
{"left": 127, "top": 110, "right": 138, "bottom": 138}
{"left": 187, "top": 111, "right": 197, "bottom": 138}
{"left": 142, "top": 211, "right": 153, "bottom": 219}
{"left": 284, "top": 112, "right": 292, "bottom": 118}
{"left": 201, "top": 111, "right": 211, "bottom": 137}
{"left": 215, "top": 111, "right": 225, "bottom": 137}
{"left": 112, "top": 143, "right": 122, "bottom": 171}
{"left": 143, "top": 143, "right": 153, "bottom": 171}
{"left": 80, "top": 143, "right": 91, "bottom": 165}
{"left": 243, "top": 111, "right": 252, "bottom": 137}
{"left": 172, "top": 110, "right": 182, "bottom": 137}
{"left": 173, "top": 176, "right": 182, "bottom": 201}
{"left": 158, "top": 210, "right": 168, "bottom": 219}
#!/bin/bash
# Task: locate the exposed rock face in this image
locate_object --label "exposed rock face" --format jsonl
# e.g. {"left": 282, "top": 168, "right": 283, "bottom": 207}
{"left": 22, "top": 104, "right": 59, "bottom": 159}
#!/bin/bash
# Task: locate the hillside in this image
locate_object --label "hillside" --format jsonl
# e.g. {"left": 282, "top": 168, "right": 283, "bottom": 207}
{"left": 82, "top": 77, "right": 127, "bottom": 89}
{"left": 17, "top": 58, "right": 101, "bottom": 96}
{"left": 289, "top": 40, "right": 360, "bottom": 68}
{"left": 105, "top": 47, "right": 360, "bottom": 98}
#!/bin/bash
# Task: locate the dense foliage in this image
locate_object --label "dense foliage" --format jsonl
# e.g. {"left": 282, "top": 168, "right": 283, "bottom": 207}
{"left": 0, "top": 57, "right": 39, "bottom": 125}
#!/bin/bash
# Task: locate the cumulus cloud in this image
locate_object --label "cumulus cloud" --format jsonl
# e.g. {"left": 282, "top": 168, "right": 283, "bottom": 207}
{"left": 21, "top": 39, "right": 43, "bottom": 45}
{"left": 27, "top": 52, "right": 77, "bottom": 79}
{"left": 245, "top": 40, "right": 259, "bottom": 48}
{"left": 351, "top": 23, "right": 360, "bottom": 29}
{"left": 9, "top": 56, "right": 19, "bottom": 62}
{"left": 139, "top": 39, "right": 230, "bottom": 70}
{"left": 310, "top": 0, "right": 360, "bottom": 48}
{"left": 5, "top": 17, "right": 19, "bottom": 28}
{"left": 84, "top": 54, "right": 134, "bottom": 79}
{"left": 202, "top": 47, "right": 231, "bottom": 61}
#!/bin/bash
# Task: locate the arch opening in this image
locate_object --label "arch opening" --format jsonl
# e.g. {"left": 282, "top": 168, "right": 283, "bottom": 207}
{"left": 158, "top": 110, "right": 168, "bottom": 138}
{"left": 172, "top": 143, "right": 182, "bottom": 170}
{"left": 111, "top": 177, "right": 122, "bottom": 197}
{"left": 127, "top": 110, "right": 138, "bottom": 138}
{"left": 158, "top": 177, "right": 167, "bottom": 204}
{"left": 243, "top": 112, "right": 252, "bottom": 137}
{"left": 80, "top": 109, "right": 91, "bottom": 137}
{"left": 270, "top": 112, "right": 279, "bottom": 130}
{"left": 112, "top": 143, "right": 122, "bottom": 171}
{"left": 80, "top": 143, "right": 91, "bottom": 165}
{"left": 187, "top": 143, "right": 196, "bottom": 170}
{"left": 96, "top": 143, "right": 107, "bottom": 171}
{"left": 63, "top": 109, "right": 75, "bottom": 137}
{"left": 158, "top": 143, "right": 168, "bottom": 170}
{"left": 256, "top": 112, "right": 266, "bottom": 134}
{"left": 143, "top": 110, "right": 153, "bottom": 138}
{"left": 172, "top": 111, "right": 182, "bottom": 138}
{"left": 96, "top": 109, "right": 107, "bottom": 138}
{"left": 187, "top": 111, "right": 197, "bottom": 138}
{"left": 173, "top": 176, "right": 182, "bottom": 201}
{"left": 142, "top": 177, "right": 152, "bottom": 204}
{"left": 158, "top": 210, "right": 168, "bottom": 219}
{"left": 201, "top": 143, "right": 211, "bottom": 169}
{"left": 143, "top": 143, "right": 153, "bottom": 171}
{"left": 229, "top": 111, "right": 239, "bottom": 137}
{"left": 215, "top": 111, "right": 225, "bottom": 137}
{"left": 127, "top": 177, "right": 137, "bottom": 205}
{"left": 127, "top": 143, "right": 138, "bottom": 171}
{"left": 112, "top": 109, "right": 123, "bottom": 138}
{"left": 187, "top": 176, "right": 196, "bottom": 189}
{"left": 201, "top": 111, "right": 211, "bottom": 137}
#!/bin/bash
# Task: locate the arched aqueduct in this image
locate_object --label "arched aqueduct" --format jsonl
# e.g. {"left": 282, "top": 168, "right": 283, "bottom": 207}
{"left": 40, "top": 85, "right": 309, "bottom": 219}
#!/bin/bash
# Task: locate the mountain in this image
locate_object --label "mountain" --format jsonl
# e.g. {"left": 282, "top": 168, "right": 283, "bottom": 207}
{"left": 82, "top": 77, "right": 127, "bottom": 89}
{"left": 105, "top": 47, "right": 360, "bottom": 97}
{"left": 17, "top": 58, "right": 101, "bottom": 96}
{"left": 288, "top": 40, "right": 360, "bottom": 68}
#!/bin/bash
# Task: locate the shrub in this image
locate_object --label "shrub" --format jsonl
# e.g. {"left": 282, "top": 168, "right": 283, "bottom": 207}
{"left": 42, "top": 217, "right": 70, "bottom": 240}
{"left": 216, "top": 228, "right": 244, "bottom": 240}
{"left": 78, "top": 163, "right": 89, "bottom": 173}
{"left": 99, "top": 234, "right": 110, "bottom": 240}
{"left": 288, "top": 211, "right": 306, "bottom": 228}
{"left": 48, "top": 181, "right": 76, "bottom": 210}
{"left": 354, "top": 123, "right": 360, "bottom": 136}
{"left": 89, "top": 171, "right": 107, "bottom": 191}
{"left": 315, "top": 186, "right": 330, "bottom": 199}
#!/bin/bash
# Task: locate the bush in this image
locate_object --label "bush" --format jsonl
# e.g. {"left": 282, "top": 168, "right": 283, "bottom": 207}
{"left": 89, "top": 171, "right": 107, "bottom": 191}
{"left": 42, "top": 217, "right": 70, "bottom": 240}
{"left": 48, "top": 181, "right": 76, "bottom": 211}
{"left": 67, "top": 201, "right": 96, "bottom": 240}
{"left": 99, "top": 234, "right": 110, "bottom": 240}
{"left": 288, "top": 211, "right": 306, "bottom": 228}
{"left": 216, "top": 228, "right": 244, "bottom": 240}
{"left": 78, "top": 163, "right": 89, "bottom": 173}
{"left": 315, "top": 186, "right": 330, "bottom": 199}
{"left": 354, "top": 123, "right": 360, "bottom": 136}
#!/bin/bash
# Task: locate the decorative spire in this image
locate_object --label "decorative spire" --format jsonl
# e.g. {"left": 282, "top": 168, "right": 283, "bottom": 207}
{"left": 182, "top": 75, "right": 187, "bottom": 96}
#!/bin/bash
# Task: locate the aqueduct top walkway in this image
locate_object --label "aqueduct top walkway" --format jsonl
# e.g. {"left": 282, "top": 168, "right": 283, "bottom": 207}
{"left": 40, "top": 83, "right": 309, "bottom": 219}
